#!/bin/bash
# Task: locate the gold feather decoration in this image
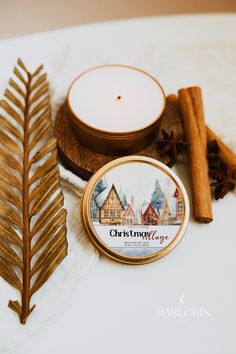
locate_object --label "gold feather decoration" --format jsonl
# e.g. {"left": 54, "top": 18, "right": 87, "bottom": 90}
{"left": 0, "top": 59, "right": 67, "bottom": 324}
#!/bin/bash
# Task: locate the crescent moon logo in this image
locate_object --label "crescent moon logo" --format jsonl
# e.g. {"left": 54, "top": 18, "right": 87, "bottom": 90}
{"left": 179, "top": 295, "right": 186, "bottom": 305}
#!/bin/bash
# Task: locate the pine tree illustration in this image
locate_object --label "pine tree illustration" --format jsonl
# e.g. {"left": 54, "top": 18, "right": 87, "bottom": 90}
{"left": 122, "top": 194, "right": 128, "bottom": 208}
{"left": 151, "top": 179, "right": 165, "bottom": 210}
{"left": 119, "top": 185, "right": 128, "bottom": 208}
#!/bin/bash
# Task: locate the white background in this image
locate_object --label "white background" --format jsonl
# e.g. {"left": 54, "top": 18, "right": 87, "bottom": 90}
{"left": 0, "top": 14, "right": 235, "bottom": 354}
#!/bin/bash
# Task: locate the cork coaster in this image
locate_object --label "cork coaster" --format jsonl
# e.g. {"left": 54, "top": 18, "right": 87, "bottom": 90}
{"left": 54, "top": 100, "right": 182, "bottom": 180}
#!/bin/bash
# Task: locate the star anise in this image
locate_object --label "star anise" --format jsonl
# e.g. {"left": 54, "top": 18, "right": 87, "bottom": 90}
{"left": 207, "top": 139, "right": 222, "bottom": 169}
{"left": 209, "top": 161, "right": 236, "bottom": 200}
{"left": 156, "top": 129, "right": 188, "bottom": 167}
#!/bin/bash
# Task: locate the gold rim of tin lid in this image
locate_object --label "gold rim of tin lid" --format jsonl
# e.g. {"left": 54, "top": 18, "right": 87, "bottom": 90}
{"left": 69, "top": 112, "right": 161, "bottom": 141}
{"left": 67, "top": 64, "right": 166, "bottom": 138}
{"left": 81, "top": 156, "right": 190, "bottom": 265}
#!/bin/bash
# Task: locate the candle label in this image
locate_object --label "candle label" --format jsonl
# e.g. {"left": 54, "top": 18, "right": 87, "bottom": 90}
{"left": 89, "top": 162, "right": 186, "bottom": 257}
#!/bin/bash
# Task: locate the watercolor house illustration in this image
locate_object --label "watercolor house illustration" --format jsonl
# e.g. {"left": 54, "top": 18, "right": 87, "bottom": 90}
{"left": 141, "top": 202, "right": 159, "bottom": 225}
{"left": 123, "top": 203, "right": 137, "bottom": 225}
{"left": 95, "top": 184, "right": 125, "bottom": 224}
{"left": 91, "top": 179, "right": 183, "bottom": 226}
{"left": 159, "top": 198, "right": 173, "bottom": 225}
{"left": 158, "top": 189, "right": 183, "bottom": 225}
{"left": 174, "top": 188, "right": 183, "bottom": 223}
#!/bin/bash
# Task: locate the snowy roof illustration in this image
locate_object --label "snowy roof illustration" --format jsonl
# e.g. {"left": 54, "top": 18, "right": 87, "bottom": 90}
{"left": 123, "top": 204, "right": 135, "bottom": 216}
{"left": 95, "top": 187, "right": 110, "bottom": 207}
{"left": 143, "top": 202, "right": 159, "bottom": 216}
{"left": 152, "top": 201, "right": 161, "bottom": 214}
{"left": 95, "top": 184, "right": 124, "bottom": 209}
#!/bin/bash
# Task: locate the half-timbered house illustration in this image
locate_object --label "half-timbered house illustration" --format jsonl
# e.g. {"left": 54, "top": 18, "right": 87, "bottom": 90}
{"left": 96, "top": 184, "right": 125, "bottom": 224}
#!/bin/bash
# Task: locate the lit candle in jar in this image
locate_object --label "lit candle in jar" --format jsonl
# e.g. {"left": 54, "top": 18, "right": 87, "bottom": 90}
{"left": 67, "top": 65, "right": 166, "bottom": 155}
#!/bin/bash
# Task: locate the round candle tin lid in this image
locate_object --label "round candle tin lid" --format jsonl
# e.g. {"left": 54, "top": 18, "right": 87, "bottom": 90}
{"left": 67, "top": 65, "right": 166, "bottom": 135}
{"left": 81, "top": 156, "right": 190, "bottom": 264}
{"left": 67, "top": 65, "right": 166, "bottom": 155}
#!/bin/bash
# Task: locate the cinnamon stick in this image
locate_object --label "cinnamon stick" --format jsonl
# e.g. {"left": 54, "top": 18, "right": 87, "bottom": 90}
{"left": 167, "top": 94, "right": 179, "bottom": 111}
{"left": 178, "top": 87, "right": 213, "bottom": 223}
{"left": 168, "top": 94, "right": 236, "bottom": 172}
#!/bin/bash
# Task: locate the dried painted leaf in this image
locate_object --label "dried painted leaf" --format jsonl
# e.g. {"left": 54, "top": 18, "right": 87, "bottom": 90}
{"left": 0, "top": 59, "right": 67, "bottom": 324}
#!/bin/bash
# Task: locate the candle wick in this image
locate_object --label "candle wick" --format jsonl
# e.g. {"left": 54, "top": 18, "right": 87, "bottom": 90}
{"left": 116, "top": 95, "right": 122, "bottom": 100}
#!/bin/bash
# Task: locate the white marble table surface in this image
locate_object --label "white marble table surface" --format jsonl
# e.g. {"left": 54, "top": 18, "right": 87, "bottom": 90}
{"left": 0, "top": 13, "right": 235, "bottom": 354}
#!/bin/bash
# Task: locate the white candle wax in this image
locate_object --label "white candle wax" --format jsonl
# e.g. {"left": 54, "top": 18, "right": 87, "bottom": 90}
{"left": 68, "top": 65, "right": 165, "bottom": 133}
